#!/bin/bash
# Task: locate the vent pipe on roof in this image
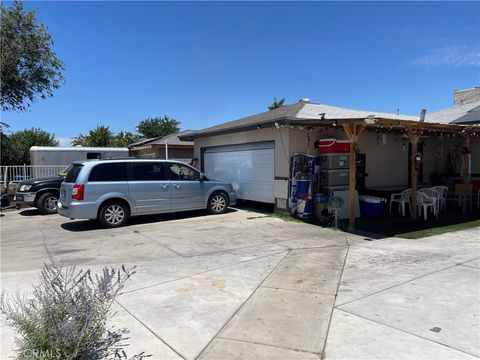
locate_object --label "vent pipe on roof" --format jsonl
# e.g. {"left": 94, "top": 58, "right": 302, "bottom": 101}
{"left": 419, "top": 109, "right": 427, "bottom": 122}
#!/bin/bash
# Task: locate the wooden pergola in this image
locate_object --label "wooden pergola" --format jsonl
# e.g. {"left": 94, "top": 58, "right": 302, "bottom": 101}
{"left": 290, "top": 117, "right": 480, "bottom": 230}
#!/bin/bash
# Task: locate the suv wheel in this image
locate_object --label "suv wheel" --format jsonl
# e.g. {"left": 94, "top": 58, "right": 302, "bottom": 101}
{"left": 37, "top": 192, "right": 58, "bottom": 215}
{"left": 207, "top": 192, "right": 228, "bottom": 214}
{"left": 98, "top": 202, "right": 128, "bottom": 228}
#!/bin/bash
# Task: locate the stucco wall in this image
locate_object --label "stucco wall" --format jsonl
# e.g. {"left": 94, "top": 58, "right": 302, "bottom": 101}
{"left": 356, "top": 132, "right": 410, "bottom": 187}
{"left": 292, "top": 130, "right": 411, "bottom": 188}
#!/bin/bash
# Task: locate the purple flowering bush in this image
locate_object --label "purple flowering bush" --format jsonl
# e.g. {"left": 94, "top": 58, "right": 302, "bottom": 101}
{"left": 1, "top": 264, "right": 150, "bottom": 359}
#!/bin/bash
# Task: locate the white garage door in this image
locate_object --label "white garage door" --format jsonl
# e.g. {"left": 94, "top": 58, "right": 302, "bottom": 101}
{"left": 204, "top": 142, "right": 275, "bottom": 203}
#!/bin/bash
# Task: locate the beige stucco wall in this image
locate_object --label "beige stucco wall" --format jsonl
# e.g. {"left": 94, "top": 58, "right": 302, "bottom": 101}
{"left": 357, "top": 132, "right": 409, "bottom": 187}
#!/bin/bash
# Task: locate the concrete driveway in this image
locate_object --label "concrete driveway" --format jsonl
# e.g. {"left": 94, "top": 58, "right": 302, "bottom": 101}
{"left": 1, "top": 207, "right": 479, "bottom": 360}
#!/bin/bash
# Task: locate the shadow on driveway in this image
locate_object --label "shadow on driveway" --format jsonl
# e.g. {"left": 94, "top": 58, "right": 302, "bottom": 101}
{"left": 60, "top": 208, "right": 238, "bottom": 232}
{"left": 19, "top": 209, "right": 42, "bottom": 216}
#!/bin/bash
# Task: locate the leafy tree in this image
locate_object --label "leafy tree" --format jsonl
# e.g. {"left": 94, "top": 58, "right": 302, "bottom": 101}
{"left": 0, "top": 128, "right": 58, "bottom": 165}
{"left": 0, "top": 133, "right": 15, "bottom": 165}
{"left": 268, "top": 97, "right": 286, "bottom": 111}
{"left": 72, "top": 126, "right": 114, "bottom": 147}
{"left": 113, "top": 131, "right": 141, "bottom": 147}
{"left": 1, "top": 1, "right": 65, "bottom": 112}
{"left": 136, "top": 116, "right": 180, "bottom": 138}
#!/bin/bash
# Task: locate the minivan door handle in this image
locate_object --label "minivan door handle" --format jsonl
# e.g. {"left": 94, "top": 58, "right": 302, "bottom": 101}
{"left": 173, "top": 184, "right": 181, "bottom": 189}
{"left": 160, "top": 184, "right": 169, "bottom": 189}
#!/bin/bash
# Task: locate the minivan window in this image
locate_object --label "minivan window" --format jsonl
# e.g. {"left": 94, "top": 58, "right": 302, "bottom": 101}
{"left": 168, "top": 163, "right": 201, "bottom": 181}
{"left": 64, "top": 164, "right": 83, "bottom": 183}
{"left": 58, "top": 164, "right": 73, "bottom": 177}
{"left": 88, "top": 163, "right": 127, "bottom": 182}
{"left": 129, "top": 162, "right": 168, "bottom": 181}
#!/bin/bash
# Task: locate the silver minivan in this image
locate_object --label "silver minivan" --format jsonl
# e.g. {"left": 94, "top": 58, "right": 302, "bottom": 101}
{"left": 57, "top": 159, "right": 237, "bottom": 228}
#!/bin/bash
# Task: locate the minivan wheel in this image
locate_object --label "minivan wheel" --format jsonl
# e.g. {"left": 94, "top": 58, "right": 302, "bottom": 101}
{"left": 98, "top": 202, "right": 128, "bottom": 228}
{"left": 37, "top": 192, "right": 58, "bottom": 215}
{"left": 207, "top": 192, "right": 228, "bottom": 214}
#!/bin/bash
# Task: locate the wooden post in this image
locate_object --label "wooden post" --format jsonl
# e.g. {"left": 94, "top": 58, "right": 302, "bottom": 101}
{"left": 342, "top": 123, "right": 365, "bottom": 230}
{"left": 462, "top": 135, "right": 471, "bottom": 186}
{"left": 407, "top": 128, "right": 420, "bottom": 220}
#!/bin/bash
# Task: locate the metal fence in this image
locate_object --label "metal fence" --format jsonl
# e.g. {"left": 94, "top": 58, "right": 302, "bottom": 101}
{"left": 1, "top": 165, "right": 67, "bottom": 189}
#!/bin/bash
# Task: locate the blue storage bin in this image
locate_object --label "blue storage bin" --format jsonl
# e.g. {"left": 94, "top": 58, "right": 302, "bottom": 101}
{"left": 359, "top": 195, "right": 387, "bottom": 217}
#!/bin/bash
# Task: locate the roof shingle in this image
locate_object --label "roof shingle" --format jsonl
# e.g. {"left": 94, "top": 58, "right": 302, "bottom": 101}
{"left": 424, "top": 101, "right": 480, "bottom": 124}
{"left": 181, "top": 100, "right": 418, "bottom": 139}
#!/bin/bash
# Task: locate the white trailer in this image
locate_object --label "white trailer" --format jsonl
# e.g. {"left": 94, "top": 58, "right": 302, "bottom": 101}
{"left": 29, "top": 146, "right": 129, "bottom": 177}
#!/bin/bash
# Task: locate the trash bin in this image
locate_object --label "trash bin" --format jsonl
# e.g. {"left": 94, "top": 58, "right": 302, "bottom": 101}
{"left": 314, "top": 193, "right": 328, "bottom": 220}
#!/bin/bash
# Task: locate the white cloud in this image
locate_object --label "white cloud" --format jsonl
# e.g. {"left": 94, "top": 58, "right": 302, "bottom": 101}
{"left": 57, "top": 137, "right": 73, "bottom": 147}
{"left": 407, "top": 45, "right": 480, "bottom": 67}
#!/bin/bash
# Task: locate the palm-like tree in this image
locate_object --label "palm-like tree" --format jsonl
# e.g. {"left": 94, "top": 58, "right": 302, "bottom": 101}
{"left": 268, "top": 97, "right": 286, "bottom": 111}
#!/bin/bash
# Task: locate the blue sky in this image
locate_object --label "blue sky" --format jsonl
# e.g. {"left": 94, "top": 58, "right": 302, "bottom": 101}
{"left": 2, "top": 1, "right": 479, "bottom": 145}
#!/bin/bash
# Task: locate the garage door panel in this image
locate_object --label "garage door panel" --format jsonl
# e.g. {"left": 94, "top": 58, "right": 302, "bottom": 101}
{"left": 204, "top": 143, "right": 274, "bottom": 204}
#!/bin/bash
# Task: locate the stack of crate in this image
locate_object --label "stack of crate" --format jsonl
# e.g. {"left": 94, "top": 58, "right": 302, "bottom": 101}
{"left": 317, "top": 139, "right": 350, "bottom": 196}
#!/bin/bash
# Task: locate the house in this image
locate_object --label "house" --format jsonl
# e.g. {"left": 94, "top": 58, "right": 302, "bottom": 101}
{"left": 422, "top": 87, "right": 480, "bottom": 186}
{"left": 451, "top": 106, "right": 480, "bottom": 125}
{"left": 128, "top": 131, "right": 194, "bottom": 163}
{"left": 180, "top": 90, "right": 479, "bottom": 227}
{"left": 425, "top": 87, "right": 480, "bottom": 125}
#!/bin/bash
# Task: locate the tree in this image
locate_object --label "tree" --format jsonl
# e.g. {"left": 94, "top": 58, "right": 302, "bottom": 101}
{"left": 136, "top": 116, "right": 180, "bottom": 138}
{"left": 268, "top": 97, "right": 286, "bottom": 111}
{"left": 113, "top": 131, "right": 141, "bottom": 147}
{"left": 0, "top": 128, "right": 58, "bottom": 165}
{"left": 1, "top": 1, "right": 65, "bottom": 112}
{"left": 72, "top": 126, "right": 114, "bottom": 147}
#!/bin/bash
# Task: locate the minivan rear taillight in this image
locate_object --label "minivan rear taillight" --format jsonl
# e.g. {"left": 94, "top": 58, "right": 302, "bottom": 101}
{"left": 72, "top": 184, "right": 85, "bottom": 201}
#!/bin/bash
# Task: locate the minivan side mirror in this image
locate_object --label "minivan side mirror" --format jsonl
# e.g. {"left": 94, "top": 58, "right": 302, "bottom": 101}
{"left": 199, "top": 174, "right": 206, "bottom": 182}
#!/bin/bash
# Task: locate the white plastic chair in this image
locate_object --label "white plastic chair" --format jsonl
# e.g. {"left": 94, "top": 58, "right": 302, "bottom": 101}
{"left": 390, "top": 189, "right": 412, "bottom": 216}
{"left": 454, "top": 183, "right": 473, "bottom": 212}
{"left": 327, "top": 196, "right": 343, "bottom": 228}
{"left": 417, "top": 190, "right": 437, "bottom": 220}
{"left": 431, "top": 186, "right": 447, "bottom": 212}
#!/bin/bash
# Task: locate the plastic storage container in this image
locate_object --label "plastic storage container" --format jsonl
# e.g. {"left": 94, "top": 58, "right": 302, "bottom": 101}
{"left": 359, "top": 195, "right": 387, "bottom": 217}
{"left": 319, "top": 153, "right": 350, "bottom": 169}
{"left": 318, "top": 139, "right": 350, "bottom": 154}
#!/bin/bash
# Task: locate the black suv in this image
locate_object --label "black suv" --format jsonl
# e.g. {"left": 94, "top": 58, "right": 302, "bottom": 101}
{"left": 14, "top": 166, "right": 71, "bottom": 214}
